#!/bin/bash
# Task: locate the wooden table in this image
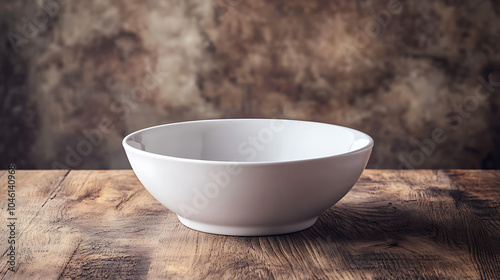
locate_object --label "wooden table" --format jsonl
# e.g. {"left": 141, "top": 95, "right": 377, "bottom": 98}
{"left": 1, "top": 170, "right": 499, "bottom": 279}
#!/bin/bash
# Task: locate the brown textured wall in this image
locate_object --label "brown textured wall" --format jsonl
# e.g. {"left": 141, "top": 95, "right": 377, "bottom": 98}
{"left": 1, "top": 0, "right": 500, "bottom": 169}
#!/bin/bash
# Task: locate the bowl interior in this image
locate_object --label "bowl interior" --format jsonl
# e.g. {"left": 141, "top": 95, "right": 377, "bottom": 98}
{"left": 125, "top": 119, "right": 372, "bottom": 163}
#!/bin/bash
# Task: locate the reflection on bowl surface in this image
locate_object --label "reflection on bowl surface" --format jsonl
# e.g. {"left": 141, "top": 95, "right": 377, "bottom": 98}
{"left": 123, "top": 119, "right": 373, "bottom": 236}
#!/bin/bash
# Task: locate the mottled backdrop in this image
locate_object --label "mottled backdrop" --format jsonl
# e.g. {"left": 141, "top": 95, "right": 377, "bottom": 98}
{"left": 1, "top": 0, "right": 499, "bottom": 169}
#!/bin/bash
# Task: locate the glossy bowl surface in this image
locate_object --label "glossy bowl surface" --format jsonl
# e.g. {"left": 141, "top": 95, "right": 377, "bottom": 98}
{"left": 123, "top": 119, "right": 373, "bottom": 236}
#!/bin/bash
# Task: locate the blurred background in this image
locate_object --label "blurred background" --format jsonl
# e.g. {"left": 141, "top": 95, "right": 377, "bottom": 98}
{"left": 1, "top": 0, "right": 499, "bottom": 169}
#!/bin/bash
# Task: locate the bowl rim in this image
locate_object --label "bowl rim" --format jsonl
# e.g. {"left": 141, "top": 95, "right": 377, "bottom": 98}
{"left": 122, "top": 118, "right": 374, "bottom": 165}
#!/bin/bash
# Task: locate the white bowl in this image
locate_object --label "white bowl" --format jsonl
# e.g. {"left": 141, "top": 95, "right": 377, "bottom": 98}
{"left": 123, "top": 119, "right": 373, "bottom": 236}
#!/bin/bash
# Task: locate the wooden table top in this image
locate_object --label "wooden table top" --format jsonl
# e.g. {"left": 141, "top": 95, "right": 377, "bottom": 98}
{"left": 1, "top": 170, "right": 499, "bottom": 279}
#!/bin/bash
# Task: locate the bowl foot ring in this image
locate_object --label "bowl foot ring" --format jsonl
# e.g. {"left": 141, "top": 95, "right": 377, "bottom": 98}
{"left": 177, "top": 215, "right": 318, "bottom": 236}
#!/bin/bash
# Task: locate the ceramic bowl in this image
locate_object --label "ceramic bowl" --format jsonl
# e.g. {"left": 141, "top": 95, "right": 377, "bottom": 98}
{"left": 123, "top": 119, "right": 373, "bottom": 236}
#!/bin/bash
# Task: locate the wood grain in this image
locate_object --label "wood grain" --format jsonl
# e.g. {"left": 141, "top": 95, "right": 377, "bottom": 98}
{"left": 1, "top": 170, "right": 499, "bottom": 279}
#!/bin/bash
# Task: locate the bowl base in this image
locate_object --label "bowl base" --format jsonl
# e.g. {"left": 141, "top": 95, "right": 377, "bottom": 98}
{"left": 177, "top": 216, "right": 318, "bottom": 236}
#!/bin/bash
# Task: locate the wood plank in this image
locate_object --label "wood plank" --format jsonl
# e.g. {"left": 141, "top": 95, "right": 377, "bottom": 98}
{"left": 0, "top": 170, "right": 69, "bottom": 279}
{"left": 0, "top": 170, "right": 498, "bottom": 279}
{"left": 147, "top": 170, "right": 500, "bottom": 279}
{"left": 1, "top": 170, "right": 168, "bottom": 279}
{"left": 442, "top": 170, "right": 500, "bottom": 279}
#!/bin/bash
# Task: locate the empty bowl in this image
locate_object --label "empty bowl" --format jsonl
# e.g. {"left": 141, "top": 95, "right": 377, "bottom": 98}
{"left": 123, "top": 119, "right": 373, "bottom": 236}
